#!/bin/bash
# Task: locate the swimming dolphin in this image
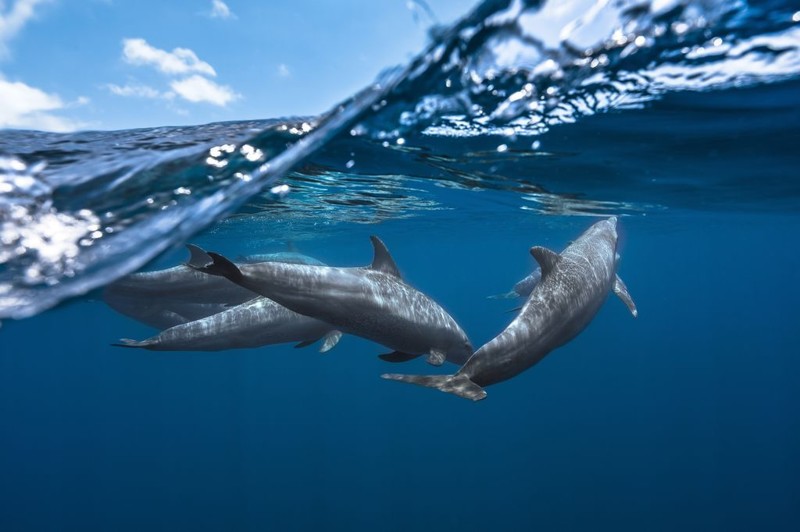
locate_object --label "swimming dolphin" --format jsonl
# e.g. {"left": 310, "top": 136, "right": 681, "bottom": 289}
{"left": 113, "top": 296, "right": 342, "bottom": 352}
{"left": 104, "top": 245, "right": 324, "bottom": 329}
{"left": 239, "top": 252, "right": 325, "bottom": 266}
{"left": 382, "top": 217, "right": 637, "bottom": 401}
{"left": 189, "top": 236, "right": 473, "bottom": 366}
{"left": 489, "top": 267, "right": 542, "bottom": 299}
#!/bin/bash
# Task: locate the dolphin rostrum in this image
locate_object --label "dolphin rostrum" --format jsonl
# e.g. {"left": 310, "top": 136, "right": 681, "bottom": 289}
{"left": 382, "top": 217, "right": 637, "bottom": 401}
{"left": 113, "top": 295, "right": 342, "bottom": 353}
{"left": 189, "top": 236, "right": 473, "bottom": 366}
{"left": 104, "top": 245, "right": 324, "bottom": 329}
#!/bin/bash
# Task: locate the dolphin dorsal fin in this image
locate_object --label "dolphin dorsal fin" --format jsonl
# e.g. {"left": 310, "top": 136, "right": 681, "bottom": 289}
{"left": 530, "top": 246, "right": 560, "bottom": 277}
{"left": 369, "top": 236, "right": 401, "bottom": 278}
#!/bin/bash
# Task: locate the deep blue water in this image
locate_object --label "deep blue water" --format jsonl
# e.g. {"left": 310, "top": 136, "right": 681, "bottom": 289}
{"left": 2, "top": 0, "right": 800, "bottom": 530}
{"left": 2, "top": 212, "right": 799, "bottom": 531}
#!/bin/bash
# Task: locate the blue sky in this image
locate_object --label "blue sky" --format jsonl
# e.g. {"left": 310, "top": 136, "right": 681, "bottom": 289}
{"left": 0, "top": 0, "right": 473, "bottom": 132}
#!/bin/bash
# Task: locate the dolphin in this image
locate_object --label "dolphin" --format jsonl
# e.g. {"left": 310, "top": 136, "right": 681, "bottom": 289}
{"left": 240, "top": 252, "right": 325, "bottom": 266}
{"left": 113, "top": 296, "right": 342, "bottom": 353}
{"left": 189, "top": 236, "right": 473, "bottom": 366}
{"left": 104, "top": 245, "right": 325, "bottom": 329}
{"left": 489, "top": 267, "right": 542, "bottom": 299}
{"left": 237, "top": 241, "right": 326, "bottom": 266}
{"left": 382, "top": 217, "right": 637, "bottom": 401}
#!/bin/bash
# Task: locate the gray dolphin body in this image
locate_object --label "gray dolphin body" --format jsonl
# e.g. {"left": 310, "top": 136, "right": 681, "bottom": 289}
{"left": 383, "top": 217, "right": 638, "bottom": 401}
{"left": 191, "top": 237, "right": 473, "bottom": 366}
{"left": 104, "top": 246, "right": 324, "bottom": 329}
{"left": 240, "top": 252, "right": 325, "bottom": 266}
{"left": 490, "top": 268, "right": 542, "bottom": 299}
{"left": 114, "top": 296, "right": 341, "bottom": 352}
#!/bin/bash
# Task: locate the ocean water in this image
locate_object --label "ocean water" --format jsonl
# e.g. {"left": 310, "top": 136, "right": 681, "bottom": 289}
{"left": 2, "top": 1, "right": 800, "bottom": 530}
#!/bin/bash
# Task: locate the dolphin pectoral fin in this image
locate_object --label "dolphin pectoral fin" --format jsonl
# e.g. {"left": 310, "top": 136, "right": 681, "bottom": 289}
{"left": 530, "top": 246, "right": 560, "bottom": 277}
{"left": 368, "top": 236, "right": 402, "bottom": 278}
{"left": 614, "top": 274, "right": 638, "bottom": 318}
{"left": 112, "top": 338, "right": 149, "bottom": 349}
{"left": 488, "top": 290, "right": 518, "bottom": 300}
{"left": 426, "top": 350, "right": 446, "bottom": 366}
{"left": 294, "top": 339, "right": 317, "bottom": 349}
{"left": 319, "top": 331, "right": 342, "bottom": 353}
{"left": 378, "top": 351, "right": 420, "bottom": 363}
{"left": 381, "top": 373, "right": 487, "bottom": 401}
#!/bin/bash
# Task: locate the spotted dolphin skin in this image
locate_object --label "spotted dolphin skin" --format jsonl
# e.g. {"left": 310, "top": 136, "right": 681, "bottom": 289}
{"left": 190, "top": 236, "right": 473, "bottom": 366}
{"left": 382, "top": 217, "right": 637, "bottom": 401}
{"left": 114, "top": 296, "right": 341, "bottom": 353}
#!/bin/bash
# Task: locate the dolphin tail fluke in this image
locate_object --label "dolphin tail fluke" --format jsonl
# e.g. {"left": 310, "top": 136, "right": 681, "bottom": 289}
{"left": 613, "top": 274, "right": 638, "bottom": 318}
{"left": 185, "top": 243, "right": 212, "bottom": 269}
{"left": 381, "top": 373, "right": 487, "bottom": 401}
{"left": 187, "top": 250, "right": 244, "bottom": 283}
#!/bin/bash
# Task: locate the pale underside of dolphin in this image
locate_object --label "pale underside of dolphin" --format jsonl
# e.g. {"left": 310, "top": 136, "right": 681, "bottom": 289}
{"left": 382, "top": 217, "right": 638, "bottom": 401}
{"left": 188, "top": 236, "right": 474, "bottom": 366}
{"left": 114, "top": 295, "right": 342, "bottom": 353}
{"left": 104, "top": 245, "right": 325, "bottom": 329}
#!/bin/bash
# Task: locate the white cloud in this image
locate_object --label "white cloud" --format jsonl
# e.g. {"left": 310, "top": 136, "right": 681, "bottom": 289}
{"left": 277, "top": 63, "right": 290, "bottom": 78}
{"left": 0, "top": 2, "right": 82, "bottom": 131}
{"left": 209, "top": 0, "right": 235, "bottom": 20}
{"left": 0, "top": 77, "right": 82, "bottom": 131}
{"left": 122, "top": 38, "right": 216, "bottom": 77}
{"left": 0, "top": 0, "right": 50, "bottom": 57}
{"left": 105, "top": 83, "right": 170, "bottom": 99}
{"left": 114, "top": 37, "right": 240, "bottom": 110}
{"left": 169, "top": 75, "right": 238, "bottom": 106}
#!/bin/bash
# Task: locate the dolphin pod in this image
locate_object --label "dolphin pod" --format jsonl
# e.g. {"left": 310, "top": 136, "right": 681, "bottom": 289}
{"left": 382, "top": 217, "right": 637, "bottom": 401}
{"left": 109, "top": 218, "right": 636, "bottom": 400}
{"left": 104, "top": 245, "right": 327, "bottom": 329}
{"left": 107, "top": 247, "right": 344, "bottom": 353}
